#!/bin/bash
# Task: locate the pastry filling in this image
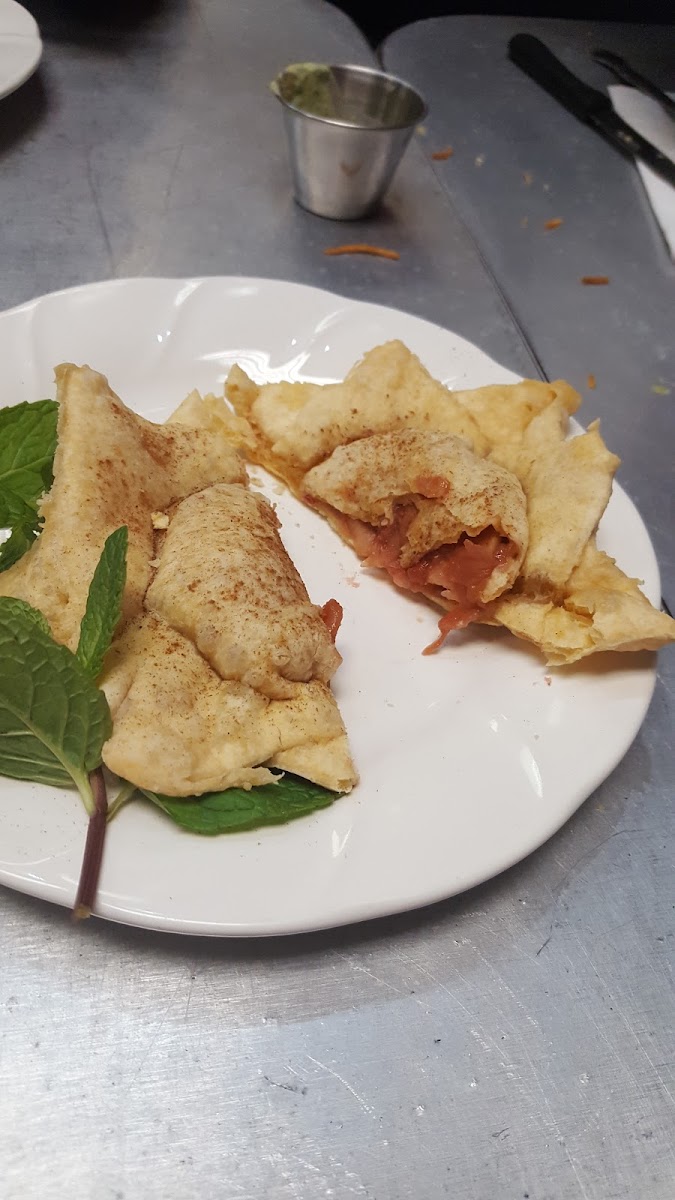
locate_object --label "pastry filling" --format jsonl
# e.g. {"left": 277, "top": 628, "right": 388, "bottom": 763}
{"left": 330, "top": 504, "right": 516, "bottom": 651}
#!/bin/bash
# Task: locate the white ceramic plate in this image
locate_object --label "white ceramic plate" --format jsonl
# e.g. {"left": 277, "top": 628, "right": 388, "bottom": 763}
{"left": 0, "top": 0, "right": 41, "bottom": 101}
{"left": 0, "top": 277, "right": 660, "bottom": 935}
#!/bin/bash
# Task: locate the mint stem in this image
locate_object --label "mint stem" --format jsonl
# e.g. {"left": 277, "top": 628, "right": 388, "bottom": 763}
{"left": 107, "top": 779, "right": 137, "bottom": 821}
{"left": 72, "top": 767, "right": 108, "bottom": 921}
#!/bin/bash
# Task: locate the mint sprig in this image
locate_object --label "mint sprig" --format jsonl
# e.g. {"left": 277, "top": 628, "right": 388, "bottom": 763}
{"left": 0, "top": 526, "right": 128, "bottom": 917}
{"left": 76, "top": 527, "right": 128, "bottom": 680}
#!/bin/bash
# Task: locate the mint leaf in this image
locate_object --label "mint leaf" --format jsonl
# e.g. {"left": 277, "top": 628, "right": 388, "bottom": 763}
{"left": 1, "top": 488, "right": 40, "bottom": 528}
{"left": 141, "top": 773, "right": 337, "bottom": 835}
{"left": 76, "top": 526, "right": 128, "bottom": 680}
{"left": 0, "top": 595, "right": 50, "bottom": 636}
{"left": 0, "top": 528, "right": 126, "bottom": 919}
{"left": 0, "top": 400, "right": 58, "bottom": 521}
{"left": 0, "top": 598, "right": 111, "bottom": 813}
{"left": 0, "top": 502, "right": 41, "bottom": 574}
{"left": 0, "top": 400, "right": 58, "bottom": 573}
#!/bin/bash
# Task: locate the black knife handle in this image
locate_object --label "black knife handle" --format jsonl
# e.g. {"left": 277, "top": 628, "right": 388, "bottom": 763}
{"left": 509, "top": 34, "right": 608, "bottom": 122}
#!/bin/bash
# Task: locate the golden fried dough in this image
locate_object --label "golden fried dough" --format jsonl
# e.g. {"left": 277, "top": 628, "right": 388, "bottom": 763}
{"left": 222, "top": 338, "right": 674, "bottom": 665}
{"left": 519, "top": 421, "right": 620, "bottom": 595}
{"left": 226, "top": 340, "right": 489, "bottom": 475}
{"left": 103, "top": 479, "right": 355, "bottom": 793}
{"left": 101, "top": 612, "right": 355, "bottom": 795}
{"left": 454, "top": 377, "right": 580, "bottom": 452}
{"left": 489, "top": 541, "right": 675, "bottom": 663}
{"left": 146, "top": 485, "right": 341, "bottom": 700}
{"left": 0, "top": 364, "right": 244, "bottom": 649}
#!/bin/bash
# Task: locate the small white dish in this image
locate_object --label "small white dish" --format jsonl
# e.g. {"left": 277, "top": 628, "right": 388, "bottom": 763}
{"left": 0, "top": 0, "right": 41, "bottom": 100}
{"left": 0, "top": 276, "right": 661, "bottom": 935}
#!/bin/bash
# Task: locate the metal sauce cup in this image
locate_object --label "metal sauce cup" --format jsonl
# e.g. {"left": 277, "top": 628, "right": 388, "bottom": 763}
{"left": 273, "top": 63, "right": 428, "bottom": 220}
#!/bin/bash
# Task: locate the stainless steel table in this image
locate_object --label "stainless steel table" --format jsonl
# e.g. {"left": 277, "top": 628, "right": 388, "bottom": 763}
{"left": 1, "top": 6, "right": 674, "bottom": 1200}
{"left": 384, "top": 17, "right": 675, "bottom": 606}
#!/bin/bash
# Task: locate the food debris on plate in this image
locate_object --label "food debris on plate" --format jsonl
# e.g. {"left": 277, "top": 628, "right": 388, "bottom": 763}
{"left": 431, "top": 146, "right": 454, "bottom": 160}
{"left": 544, "top": 218, "right": 564, "bottom": 231}
{"left": 581, "top": 275, "right": 610, "bottom": 286}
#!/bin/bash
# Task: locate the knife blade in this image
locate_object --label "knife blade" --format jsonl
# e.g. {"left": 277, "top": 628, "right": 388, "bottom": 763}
{"left": 508, "top": 34, "right": 675, "bottom": 189}
{"left": 592, "top": 49, "right": 675, "bottom": 121}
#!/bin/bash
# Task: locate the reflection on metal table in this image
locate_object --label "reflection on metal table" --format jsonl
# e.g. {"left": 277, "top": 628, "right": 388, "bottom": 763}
{"left": 0, "top": 4, "right": 673, "bottom": 1200}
